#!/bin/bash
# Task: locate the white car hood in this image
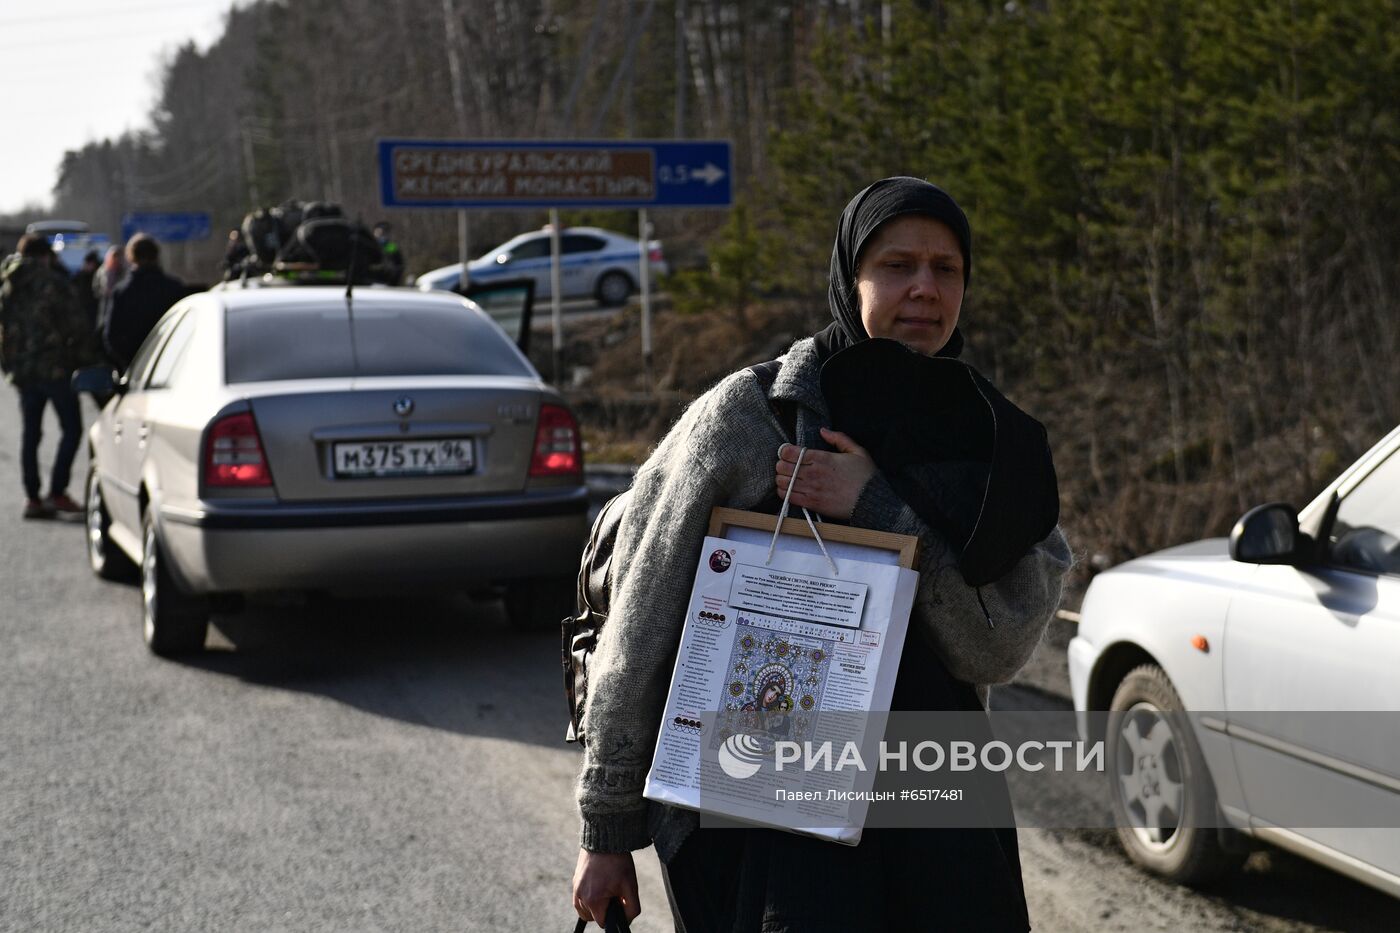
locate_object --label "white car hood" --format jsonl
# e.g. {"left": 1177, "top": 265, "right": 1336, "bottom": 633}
{"left": 1099, "top": 536, "right": 1237, "bottom": 584}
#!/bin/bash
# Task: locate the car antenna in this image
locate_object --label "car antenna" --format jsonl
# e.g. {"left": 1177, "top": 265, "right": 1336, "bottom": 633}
{"left": 345, "top": 218, "right": 361, "bottom": 376}
{"left": 345, "top": 220, "right": 359, "bottom": 300}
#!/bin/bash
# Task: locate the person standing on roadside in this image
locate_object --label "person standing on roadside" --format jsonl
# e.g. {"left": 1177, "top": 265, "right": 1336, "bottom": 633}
{"left": 373, "top": 222, "right": 405, "bottom": 285}
{"left": 72, "top": 250, "right": 102, "bottom": 332}
{"left": 93, "top": 244, "right": 127, "bottom": 338}
{"left": 103, "top": 234, "right": 186, "bottom": 372}
{"left": 571, "top": 178, "right": 1069, "bottom": 931}
{"left": 221, "top": 227, "right": 249, "bottom": 279}
{"left": 0, "top": 235, "right": 91, "bottom": 519}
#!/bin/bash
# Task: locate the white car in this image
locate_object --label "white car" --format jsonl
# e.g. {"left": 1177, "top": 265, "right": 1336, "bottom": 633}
{"left": 417, "top": 226, "right": 668, "bottom": 306}
{"left": 1069, "top": 424, "right": 1400, "bottom": 896}
{"left": 26, "top": 219, "right": 112, "bottom": 274}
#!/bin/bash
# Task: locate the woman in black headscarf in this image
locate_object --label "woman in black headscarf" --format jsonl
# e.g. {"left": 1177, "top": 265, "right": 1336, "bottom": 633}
{"left": 572, "top": 177, "right": 1070, "bottom": 931}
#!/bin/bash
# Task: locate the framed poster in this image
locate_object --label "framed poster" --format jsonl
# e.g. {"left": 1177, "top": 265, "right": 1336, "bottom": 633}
{"left": 644, "top": 508, "right": 922, "bottom": 845}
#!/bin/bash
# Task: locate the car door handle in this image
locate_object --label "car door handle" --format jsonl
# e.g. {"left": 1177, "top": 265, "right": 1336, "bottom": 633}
{"left": 138, "top": 424, "right": 150, "bottom": 445}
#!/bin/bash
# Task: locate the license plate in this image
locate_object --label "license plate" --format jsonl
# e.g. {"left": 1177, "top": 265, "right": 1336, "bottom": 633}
{"left": 333, "top": 438, "right": 474, "bottom": 478}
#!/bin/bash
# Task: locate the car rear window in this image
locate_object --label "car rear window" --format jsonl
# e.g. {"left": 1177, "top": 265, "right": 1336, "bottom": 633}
{"left": 225, "top": 300, "right": 534, "bottom": 383}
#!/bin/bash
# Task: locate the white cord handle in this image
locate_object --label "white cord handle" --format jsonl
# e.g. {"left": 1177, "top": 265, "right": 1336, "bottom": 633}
{"left": 766, "top": 446, "right": 839, "bottom": 575}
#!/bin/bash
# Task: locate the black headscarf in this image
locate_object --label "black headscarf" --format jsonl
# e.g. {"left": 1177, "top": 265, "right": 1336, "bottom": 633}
{"left": 815, "top": 178, "right": 1059, "bottom": 589}
{"left": 816, "top": 176, "right": 973, "bottom": 362}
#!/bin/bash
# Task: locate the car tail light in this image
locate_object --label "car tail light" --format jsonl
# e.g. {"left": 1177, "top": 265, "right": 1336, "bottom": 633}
{"left": 530, "top": 404, "right": 583, "bottom": 477}
{"left": 204, "top": 411, "right": 273, "bottom": 487}
{"left": 647, "top": 245, "right": 664, "bottom": 263}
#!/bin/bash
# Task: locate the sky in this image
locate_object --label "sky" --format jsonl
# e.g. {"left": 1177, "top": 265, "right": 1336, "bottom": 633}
{"left": 1, "top": 0, "right": 249, "bottom": 217}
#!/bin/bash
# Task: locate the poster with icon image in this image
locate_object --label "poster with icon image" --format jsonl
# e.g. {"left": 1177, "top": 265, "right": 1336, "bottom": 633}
{"left": 643, "top": 508, "right": 920, "bottom": 845}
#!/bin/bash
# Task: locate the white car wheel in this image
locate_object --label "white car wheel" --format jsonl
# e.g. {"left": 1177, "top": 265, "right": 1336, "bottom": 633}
{"left": 86, "top": 466, "right": 136, "bottom": 581}
{"left": 596, "top": 271, "right": 632, "bottom": 307}
{"left": 141, "top": 513, "right": 209, "bottom": 656}
{"left": 1115, "top": 700, "right": 1187, "bottom": 851}
{"left": 1107, "top": 664, "right": 1243, "bottom": 883}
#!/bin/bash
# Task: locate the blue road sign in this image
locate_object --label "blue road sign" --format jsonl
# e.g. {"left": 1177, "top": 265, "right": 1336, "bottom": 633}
{"left": 120, "top": 211, "right": 212, "bottom": 243}
{"left": 378, "top": 139, "right": 732, "bottom": 209}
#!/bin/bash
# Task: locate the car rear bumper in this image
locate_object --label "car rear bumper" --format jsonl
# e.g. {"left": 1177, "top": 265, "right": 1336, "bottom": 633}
{"left": 158, "top": 486, "right": 588, "bottom": 593}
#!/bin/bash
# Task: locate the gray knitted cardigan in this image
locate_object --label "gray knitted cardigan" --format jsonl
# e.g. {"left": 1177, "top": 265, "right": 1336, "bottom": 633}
{"left": 576, "top": 337, "right": 1072, "bottom": 861}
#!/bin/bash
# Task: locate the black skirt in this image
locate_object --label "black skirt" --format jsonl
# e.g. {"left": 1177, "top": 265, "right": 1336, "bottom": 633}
{"left": 661, "top": 630, "right": 1031, "bottom": 933}
{"left": 662, "top": 822, "right": 1029, "bottom": 933}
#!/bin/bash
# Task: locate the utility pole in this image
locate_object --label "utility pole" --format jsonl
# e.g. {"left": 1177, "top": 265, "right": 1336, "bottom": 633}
{"left": 441, "top": 0, "right": 472, "bottom": 288}
{"left": 239, "top": 118, "right": 261, "bottom": 206}
{"left": 675, "top": 0, "right": 687, "bottom": 137}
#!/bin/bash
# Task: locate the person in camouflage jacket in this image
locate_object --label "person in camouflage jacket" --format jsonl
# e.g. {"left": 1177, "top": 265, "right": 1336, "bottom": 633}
{"left": 0, "top": 235, "right": 90, "bottom": 518}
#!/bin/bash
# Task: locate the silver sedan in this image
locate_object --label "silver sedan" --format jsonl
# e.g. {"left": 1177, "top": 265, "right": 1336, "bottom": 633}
{"left": 82, "top": 286, "right": 588, "bottom": 655}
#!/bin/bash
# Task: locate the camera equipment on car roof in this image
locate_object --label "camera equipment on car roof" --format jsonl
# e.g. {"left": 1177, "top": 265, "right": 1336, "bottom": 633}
{"left": 228, "top": 199, "right": 392, "bottom": 286}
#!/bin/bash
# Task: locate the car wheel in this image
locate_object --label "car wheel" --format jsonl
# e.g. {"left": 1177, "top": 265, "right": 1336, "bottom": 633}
{"left": 86, "top": 466, "right": 137, "bottom": 582}
{"left": 141, "top": 512, "right": 209, "bottom": 656}
{"left": 1107, "top": 664, "right": 1243, "bottom": 884}
{"left": 596, "top": 271, "right": 632, "bottom": 307}
{"left": 504, "top": 576, "right": 575, "bottom": 631}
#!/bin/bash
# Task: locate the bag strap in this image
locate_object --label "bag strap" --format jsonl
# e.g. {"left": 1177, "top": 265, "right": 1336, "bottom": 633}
{"left": 572, "top": 898, "right": 631, "bottom": 932}
{"left": 764, "top": 445, "right": 838, "bottom": 575}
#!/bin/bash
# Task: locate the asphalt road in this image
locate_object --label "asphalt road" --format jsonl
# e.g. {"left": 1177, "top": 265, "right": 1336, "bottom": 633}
{"left": 3, "top": 392, "right": 1399, "bottom": 932}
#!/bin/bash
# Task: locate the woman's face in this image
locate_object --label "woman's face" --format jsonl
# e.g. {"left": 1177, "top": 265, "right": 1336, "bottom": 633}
{"left": 855, "top": 215, "right": 964, "bottom": 356}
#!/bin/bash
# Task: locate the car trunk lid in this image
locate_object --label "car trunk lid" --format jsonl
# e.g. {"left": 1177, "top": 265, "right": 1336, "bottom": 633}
{"left": 246, "top": 378, "right": 544, "bottom": 501}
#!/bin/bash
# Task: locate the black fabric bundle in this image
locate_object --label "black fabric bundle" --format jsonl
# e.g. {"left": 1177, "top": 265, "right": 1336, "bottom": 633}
{"left": 822, "top": 338, "right": 1059, "bottom": 587}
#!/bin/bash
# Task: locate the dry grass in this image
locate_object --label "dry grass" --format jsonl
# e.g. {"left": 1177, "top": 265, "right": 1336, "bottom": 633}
{"left": 551, "top": 300, "right": 1394, "bottom": 607}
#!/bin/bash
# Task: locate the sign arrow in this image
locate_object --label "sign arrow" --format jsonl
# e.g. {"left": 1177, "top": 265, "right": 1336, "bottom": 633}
{"left": 693, "top": 162, "right": 727, "bottom": 186}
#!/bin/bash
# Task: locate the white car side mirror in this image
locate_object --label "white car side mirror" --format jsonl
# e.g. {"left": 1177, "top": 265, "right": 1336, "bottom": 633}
{"left": 1229, "top": 503, "right": 1300, "bottom": 564}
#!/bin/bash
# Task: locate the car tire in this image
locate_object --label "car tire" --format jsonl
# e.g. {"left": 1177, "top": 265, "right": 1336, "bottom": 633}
{"left": 86, "top": 466, "right": 137, "bottom": 582}
{"left": 1107, "top": 664, "right": 1243, "bottom": 884}
{"left": 596, "top": 271, "right": 632, "bottom": 307}
{"left": 504, "top": 576, "right": 575, "bottom": 631}
{"left": 141, "top": 512, "right": 209, "bottom": 656}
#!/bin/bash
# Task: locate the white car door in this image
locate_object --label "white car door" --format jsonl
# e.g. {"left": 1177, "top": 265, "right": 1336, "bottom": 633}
{"left": 1223, "top": 448, "right": 1400, "bottom": 876}
{"left": 560, "top": 233, "right": 607, "bottom": 298}
{"left": 503, "top": 236, "right": 553, "bottom": 298}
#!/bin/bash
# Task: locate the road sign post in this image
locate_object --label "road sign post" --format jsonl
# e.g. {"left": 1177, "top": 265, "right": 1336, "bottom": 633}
{"left": 549, "top": 210, "right": 563, "bottom": 384}
{"left": 377, "top": 139, "right": 733, "bottom": 387}
{"left": 639, "top": 208, "right": 652, "bottom": 382}
{"left": 458, "top": 210, "right": 470, "bottom": 290}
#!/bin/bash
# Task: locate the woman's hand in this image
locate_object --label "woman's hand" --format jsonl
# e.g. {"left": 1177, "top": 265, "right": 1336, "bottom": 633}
{"left": 774, "top": 428, "right": 877, "bottom": 521}
{"left": 572, "top": 849, "right": 641, "bottom": 928}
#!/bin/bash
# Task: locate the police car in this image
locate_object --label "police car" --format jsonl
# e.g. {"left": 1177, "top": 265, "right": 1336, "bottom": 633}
{"left": 417, "top": 226, "right": 668, "bottom": 306}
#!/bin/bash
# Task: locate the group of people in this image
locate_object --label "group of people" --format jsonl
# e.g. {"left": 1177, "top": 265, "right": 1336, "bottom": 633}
{"left": 0, "top": 232, "right": 188, "bottom": 520}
